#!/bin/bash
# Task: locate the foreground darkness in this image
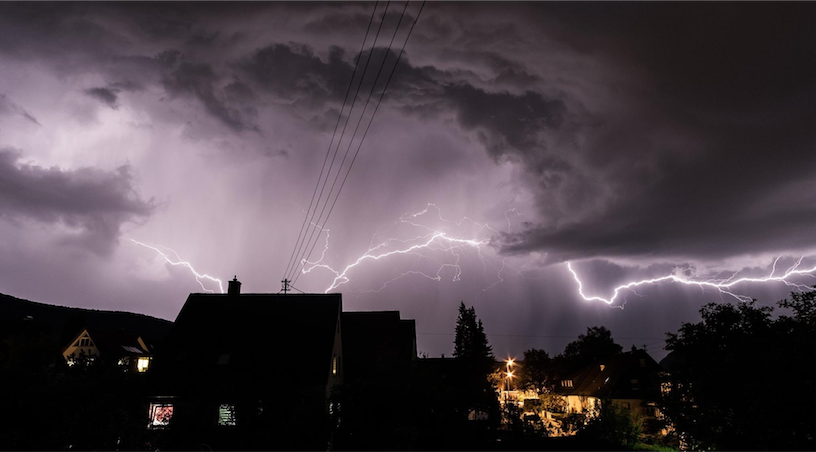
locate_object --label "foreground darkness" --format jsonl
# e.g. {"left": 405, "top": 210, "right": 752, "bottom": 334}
{"left": 1, "top": 290, "right": 813, "bottom": 451}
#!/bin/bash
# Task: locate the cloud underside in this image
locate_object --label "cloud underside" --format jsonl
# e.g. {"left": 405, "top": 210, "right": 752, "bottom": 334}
{"left": 0, "top": 2, "right": 812, "bottom": 263}
{"left": 0, "top": 149, "right": 155, "bottom": 255}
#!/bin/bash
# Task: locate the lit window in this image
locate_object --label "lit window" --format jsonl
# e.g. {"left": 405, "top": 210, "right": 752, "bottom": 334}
{"left": 149, "top": 403, "right": 174, "bottom": 428}
{"left": 599, "top": 364, "right": 605, "bottom": 371}
{"left": 218, "top": 404, "right": 236, "bottom": 426}
{"left": 332, "top": 355, "right": 338, "bottom": 375}
{"left": 561, "top": 380, "right": 573, "bottom": 388}
{"left": 137, "top": 357, "right": 151, "bottom": 372}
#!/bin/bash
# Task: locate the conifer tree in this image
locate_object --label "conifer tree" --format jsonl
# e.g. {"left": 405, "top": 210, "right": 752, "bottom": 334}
{"left": 453, "top": 301, "right": 493, "bottom": 367}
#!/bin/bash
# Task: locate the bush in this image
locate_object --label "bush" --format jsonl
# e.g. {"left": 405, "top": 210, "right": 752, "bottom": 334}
{"left": 577, "top": 400, "right": 642, "bottom": 449}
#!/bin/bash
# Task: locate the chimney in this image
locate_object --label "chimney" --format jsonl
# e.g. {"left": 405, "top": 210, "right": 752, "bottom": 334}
{"left": 228, "top": 276, "right": 241, "bottom": 295}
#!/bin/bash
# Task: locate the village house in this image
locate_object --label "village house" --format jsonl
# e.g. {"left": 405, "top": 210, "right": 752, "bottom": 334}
{"left": 62, "top": 327, "right": 154, "bottom": 372}
{"left": 146, "top": 277, "right": 417, "bottom": 450}
{"left": 554, "top": 348, "right": 663, "bottom": 419}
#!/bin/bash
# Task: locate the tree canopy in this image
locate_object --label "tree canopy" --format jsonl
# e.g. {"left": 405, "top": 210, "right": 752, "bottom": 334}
{"left": 561, "top": 325, "right": 623, "bottom": 373}
{"left": 453, "top": 301, "right": 493, "bottom": 364}
{"left": 518, "top": 348, "right": 552, "bottom": 393}
{"left": 663, "top": 290, "right": 816, "bottom": 450}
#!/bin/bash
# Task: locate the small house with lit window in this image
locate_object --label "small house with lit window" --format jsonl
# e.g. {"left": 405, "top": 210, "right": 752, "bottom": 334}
{"left": 62, "top": 327, "right": 154, "bottom": 372}
{"left": 554, "top": 348, "right": 662, "bottom": 418}
{"left": 147, "top": 278, "right": 344, "bottom": 450}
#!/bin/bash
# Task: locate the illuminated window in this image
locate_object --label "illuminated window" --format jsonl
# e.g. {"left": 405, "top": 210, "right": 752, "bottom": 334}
{"left": 332, "top": 355, "right": 338, "bottom": 375}
{"left": 599, "top": 364, "right": 605, "bottom": 371}
{"left": 149, "top": 403, "right": 174, "bottom": 428}
{"left": 137, "top": 357, "right": 151, "bottom": 372}
{"left": 561, "top": 380, "right": 573, "bottom": 388}
{"left": 218, "top": 404, "right": 236, "bottom": 426}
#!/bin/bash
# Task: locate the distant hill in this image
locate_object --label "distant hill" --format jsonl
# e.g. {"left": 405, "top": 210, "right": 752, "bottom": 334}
{"left": 0, "top": 292, "right": 173, "bottom": 353}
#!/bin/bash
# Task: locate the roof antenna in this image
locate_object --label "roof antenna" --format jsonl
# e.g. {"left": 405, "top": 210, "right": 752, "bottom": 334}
{"left": 281, "top": 278, "right": 291, "bottom": 295}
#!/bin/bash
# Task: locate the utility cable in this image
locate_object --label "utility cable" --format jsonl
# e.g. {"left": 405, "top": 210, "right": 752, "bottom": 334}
{"left": 292, "top": 1, "right": 426, "bottom": 287}
{"left": 283, "top": 2, "right": 384, "bottom": 279}
{"left": 286, "top": 2, "right": 392, "bottom": 281}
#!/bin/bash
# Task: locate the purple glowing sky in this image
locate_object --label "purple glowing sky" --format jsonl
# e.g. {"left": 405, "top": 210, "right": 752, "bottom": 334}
{"left": 1, "top": 2, "right": 814, "bottom": 359}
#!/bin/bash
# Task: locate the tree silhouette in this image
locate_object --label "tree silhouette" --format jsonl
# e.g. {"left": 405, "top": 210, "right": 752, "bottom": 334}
{"left": 561, "top": 326, "right": 622, "bottom": 373}
{"left": 453, "top": 301, "right": 493, "bottom": 365}
{"left": 452, "top": 302, "right": 498, "bottom": 434}
{"left": 518, "top": 348, "right": 553, "bottom": 393}
{"left": 663, "top": 291, "right": 816, "bottom": 450}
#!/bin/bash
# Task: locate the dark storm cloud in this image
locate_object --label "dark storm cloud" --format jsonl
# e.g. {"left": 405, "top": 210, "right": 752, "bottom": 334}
{"left": 494, "top": 2, "right": 816, "bottom": 262}
{"left": 0, "top": 1, "right": 811, "bottom": 266}
{"left": 84, "top": 81, "right": 146, "bottom": 109}
{"left": 240, "top": 43, "right": 354, "bottom": 107}
{"left": 162, "top": 57, "right": 258, "bottom": 132}
{"left": 0, "top": 94, "right": 41, "bottom": 126}
{"left": 84, "top": 87, "right": 119, "bottom": 109}
{"left": 0, "top": 148, "right": 156, "bottom": 255}
{"left": 440, "top": 84, "right": 565, "bottom": 159}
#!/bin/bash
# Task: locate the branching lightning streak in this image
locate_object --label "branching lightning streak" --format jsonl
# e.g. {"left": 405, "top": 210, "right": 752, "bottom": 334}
{"left": 129, "top": 239, "right": 224, "bottom": 293}
{"left": 292, "top": 202, "right": 814, "bottom": 305}
{"left": 300, "top": 203, "right": 513, "bottom": 293}
{"left": 567, "top": 256, "right": 816, "bottom": 307}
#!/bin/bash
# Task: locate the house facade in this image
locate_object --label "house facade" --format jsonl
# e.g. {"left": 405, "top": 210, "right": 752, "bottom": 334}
{"left": 555, "top": 348, "right": 663, "bottom": 419}
{"left": 62, "top": 327, "right": 153, "bottom": 372}
{"left": 147, "top": 279, "right": 345, "bottom": 449}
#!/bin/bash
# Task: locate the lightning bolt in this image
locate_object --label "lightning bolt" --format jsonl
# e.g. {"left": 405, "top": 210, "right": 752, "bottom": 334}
{"left": 566, "top": 256, "right": 816, "bottom": 307}
{"left": 129, "top": 239, "right": 224, "bottom": 293}
{"left": 299, "top": 203, "right": 513, "bottom": 293}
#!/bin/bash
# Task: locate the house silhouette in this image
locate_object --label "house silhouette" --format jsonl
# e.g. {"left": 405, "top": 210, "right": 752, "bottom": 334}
{"left": 148, "top": 278, "right": 417, "bottom": 450}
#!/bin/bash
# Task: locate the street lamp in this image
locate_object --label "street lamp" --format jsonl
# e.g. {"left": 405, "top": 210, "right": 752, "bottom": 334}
{"left": 505, "top": 358, "right": 515, "bottom": 405}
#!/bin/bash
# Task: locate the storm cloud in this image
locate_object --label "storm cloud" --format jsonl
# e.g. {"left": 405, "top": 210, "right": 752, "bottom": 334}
{"left": 0, "top": 149, "right": 155, "bottom": 255}
{"left": 0, "top": 2, "right": 812, "bottom": 358}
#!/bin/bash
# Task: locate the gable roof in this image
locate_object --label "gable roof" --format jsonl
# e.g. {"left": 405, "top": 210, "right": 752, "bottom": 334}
{"left": 64, "top": 327, "right": 151, "bottom": 357}
{"left": 161, "top": 293, "right": 342, "bottom": 387}
{"left": 557, "top": 349, "right": 662, "bottom": 400}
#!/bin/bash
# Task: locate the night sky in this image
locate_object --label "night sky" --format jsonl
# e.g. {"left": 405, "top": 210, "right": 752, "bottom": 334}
{"left": 1, "top": 2, "right": 814, "bottom": 360}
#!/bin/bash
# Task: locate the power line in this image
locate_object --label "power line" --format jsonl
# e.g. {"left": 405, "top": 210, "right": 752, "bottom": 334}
{"left": 283, "top": 2, "right": 382, "bottom": 279}
{"left": 290, "top": 1, "right": 410, "bottom": 283}
{"left": 291, "top": 1, "right": 425, "bottom": 287}
{"left": 287, "top": 2, "right": 395, "bottom": 282}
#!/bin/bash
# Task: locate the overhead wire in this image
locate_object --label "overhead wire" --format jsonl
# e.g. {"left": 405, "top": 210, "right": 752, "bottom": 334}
{"left": 283, "top": 2, "right": 382, "bottom": 280}
{"left": 291, "top": 1, "right": 426, "bottom": 287}
{"left": 286, "top": 1, "right": 394, "bottom": 282}
{"left": 289, "top": 1, "right": 408, "bottom": 283}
